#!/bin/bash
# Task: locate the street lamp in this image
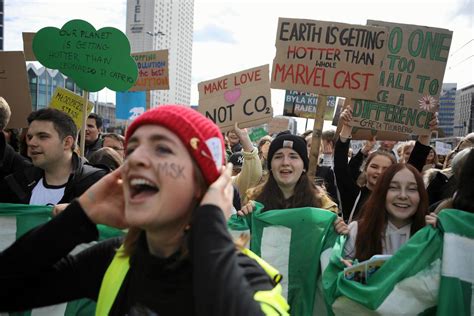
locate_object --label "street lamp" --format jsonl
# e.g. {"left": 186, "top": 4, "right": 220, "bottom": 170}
{"left": 146, "top": 31, "right": 165, "bottom": 36}
{"left": 146, "top": 31, "right": 165, "bottom": 51}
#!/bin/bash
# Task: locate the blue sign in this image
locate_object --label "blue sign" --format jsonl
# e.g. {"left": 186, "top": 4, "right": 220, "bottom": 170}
{"left": 116, "top": 91, "right": 146, "bottom": 120}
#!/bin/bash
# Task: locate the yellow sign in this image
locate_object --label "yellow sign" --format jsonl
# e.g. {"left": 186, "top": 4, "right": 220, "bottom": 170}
{"left": 49, "top": 87, "right": 94, "bottom": 129}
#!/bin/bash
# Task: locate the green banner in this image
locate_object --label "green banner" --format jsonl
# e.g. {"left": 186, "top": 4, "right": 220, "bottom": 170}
{"left": 228, "top": 203, "right": 338, "bottom": 315}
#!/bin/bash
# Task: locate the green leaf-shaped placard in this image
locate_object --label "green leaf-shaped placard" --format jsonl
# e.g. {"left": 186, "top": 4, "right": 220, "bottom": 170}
{"left": 33, "top": 19, "right": 138, "bottom": 92}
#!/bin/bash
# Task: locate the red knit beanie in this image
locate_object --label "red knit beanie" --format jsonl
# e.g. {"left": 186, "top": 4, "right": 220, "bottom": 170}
{"left": 125, "top": 105, "right": 225, "bottom": 185}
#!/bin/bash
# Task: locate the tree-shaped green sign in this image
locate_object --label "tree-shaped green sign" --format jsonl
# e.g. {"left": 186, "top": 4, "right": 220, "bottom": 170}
{"left": 33, "top": 19, "right": 138, "bottom": 92}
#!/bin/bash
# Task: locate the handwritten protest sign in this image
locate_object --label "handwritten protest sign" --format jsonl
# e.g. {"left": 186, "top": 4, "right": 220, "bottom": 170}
{"left": 22, "top": 32, "right": 37, "bottom": 61}
{"left": 271, "top": 18, "right": 388, "bottom": 100}
{"left": 249, "top": 127, "right": 268, "bottom": 142}
{"left": 435, "top": 141, "right": 452, "bottom": 155}
{"left": 116, "top": 91, "right": 146, "bottom": 120}
{"left": 33, "top": 19, "right": 138, "bottom": 92}
{"left": 129, "top": 50, "right": 169, "bottom": 91}
{"left": 198, "top": 65, "right": 273, "bottom": 132}
{"left": 268, "top": 117, "right": 290, "bottom": 135}
{"left": 49, "top": 87, "right": 94, "bottom": 129}
{"left": 0, "top": 52, "right": 32, "bottom": 128}
{"left": 283, "top": 90, "right": 336, "bottom": 120}
{"left": 351, "top": 21, "right": 452, "bottom": 136}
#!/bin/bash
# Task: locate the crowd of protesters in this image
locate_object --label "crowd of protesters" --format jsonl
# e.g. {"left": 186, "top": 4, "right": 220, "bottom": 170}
{"left": 0, "top": 94, "right": 472, "bottom": 315}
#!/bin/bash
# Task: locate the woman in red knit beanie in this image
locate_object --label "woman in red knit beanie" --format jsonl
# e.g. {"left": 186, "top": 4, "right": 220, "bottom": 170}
{"left": 0, "top": 105, "right": 289, "bottom": 315}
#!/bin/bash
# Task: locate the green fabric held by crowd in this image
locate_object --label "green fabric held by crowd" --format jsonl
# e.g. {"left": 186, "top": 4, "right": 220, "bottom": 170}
{"left": 0, "top": 203, "right": 125, "bottom": 316}
{"left": 228, "top": 202, "right": 338, "bottom": 315}
{"left": 322, "top": 209, "right": 473, "bottom": 315}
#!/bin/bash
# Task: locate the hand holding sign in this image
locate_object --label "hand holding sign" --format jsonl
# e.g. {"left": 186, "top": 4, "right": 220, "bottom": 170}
{"left": 33, "top": 19, "right": 138, "bottom": 92}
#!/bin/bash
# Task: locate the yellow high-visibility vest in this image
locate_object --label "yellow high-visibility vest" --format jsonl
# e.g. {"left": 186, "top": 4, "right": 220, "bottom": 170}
{"left": 95, "top": 245, "right": 289, "bottom": 315}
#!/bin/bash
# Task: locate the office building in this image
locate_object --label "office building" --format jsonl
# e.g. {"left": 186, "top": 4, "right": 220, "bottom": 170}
{"left": 27, "top": 64, "right": 84, "bottom": 111}
{"left": 453, "top": 84, "right": 474, "bottom": 136}
{"left": 438, "top": 83, "right": 457, "bottom": 137}
{"left": 126, "top": 0, "right": 194, "bottom": 106}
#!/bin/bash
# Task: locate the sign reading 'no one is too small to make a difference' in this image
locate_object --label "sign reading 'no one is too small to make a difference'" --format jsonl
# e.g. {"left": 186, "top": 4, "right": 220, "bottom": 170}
{"left": 351, "top": 21, "right": 452, "bottom": 136}
{"left": 198, "top": 65, "right": 273, "bottom": 132}
{"left": 271, "top": 18, "right": 388, "bottom": 100}
{"left": 33, "top": 19, "right": 138, "bottom": 92}
{"left": 129, "top": 50, "right": 169, "bottom": 91}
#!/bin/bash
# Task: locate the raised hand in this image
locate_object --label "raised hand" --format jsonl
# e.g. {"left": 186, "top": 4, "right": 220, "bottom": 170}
{"left": 200, "top": 163, "right": 234, "bottom": 219}
{"left": 78, "top": 167, "right": 127, "bottom": 229}
{"left": 233, "top": 122, "right": 253, "bottom": 152}
{"left": 339, "top": 105, "right": 354, "bottom": 139}
{"left": 237, "top": 200, "right": 255, "bottom": 217}
{"left": 362, "top": 136, "right": 377, "bottom": 155}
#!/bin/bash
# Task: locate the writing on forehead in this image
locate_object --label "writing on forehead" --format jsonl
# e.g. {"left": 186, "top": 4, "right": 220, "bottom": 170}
{"left": 282, "top": 140, "right": 294, "bottom": 149}
{"left": 157, "top": 162, "right": 185, "bottom": 180}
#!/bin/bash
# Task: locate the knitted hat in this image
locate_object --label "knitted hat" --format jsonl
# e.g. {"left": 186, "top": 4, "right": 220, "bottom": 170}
{"left": 125, "top": 105, "right": 225, "bottom": 185}
{"left": 228, "top": 152, "right": 244, "bottom": 169}
{"left": 267, "top": 133, "right": 309, "bottom": 171}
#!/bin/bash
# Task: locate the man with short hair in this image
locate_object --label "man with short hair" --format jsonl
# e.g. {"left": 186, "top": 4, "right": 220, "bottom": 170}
{"left": 102, "top": 133, "right": 125, "bottom": 158}
{"left": 0, "top": 108, "right": 107, "bottom": 205}
{"left": 0, "top": 97, "right": 30, "bottom": 180}
{"left": 0, "top": 97, "right": 11, "bottom": 131}
{"left": 84, "top": 113, "right": 104, "bottom": 160}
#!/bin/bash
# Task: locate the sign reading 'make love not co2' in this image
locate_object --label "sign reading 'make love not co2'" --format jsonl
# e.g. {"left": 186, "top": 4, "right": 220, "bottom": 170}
{"left": 33, "top": 19, "right": 138, "bottom": 92}
{"left": 198, "top": 65, "right": 273, "bottom": 132}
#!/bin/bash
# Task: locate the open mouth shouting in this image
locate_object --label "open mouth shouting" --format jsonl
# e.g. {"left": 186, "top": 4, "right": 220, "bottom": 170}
{"left": 129, "top": 177, "right": 160, "bottom": 202}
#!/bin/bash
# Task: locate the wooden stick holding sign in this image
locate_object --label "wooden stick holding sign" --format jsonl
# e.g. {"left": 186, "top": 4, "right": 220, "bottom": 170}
{"left": 80, "top": 91, "right": 89, "bottom": 158}
{"left": 307, "top": 95, "right": 327, "bottom": 178}
{"left": 146, "top": 90, "right": 151, "bottom": 111}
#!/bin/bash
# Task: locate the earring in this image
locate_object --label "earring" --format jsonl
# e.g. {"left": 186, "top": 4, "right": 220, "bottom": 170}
{"left": 184, "top": 224, "right": 191, "bottom": 233}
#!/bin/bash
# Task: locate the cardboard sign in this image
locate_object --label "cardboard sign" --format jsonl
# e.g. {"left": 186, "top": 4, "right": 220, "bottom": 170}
{"left": 435, "top": 141, "right": 452, "bottom": 155}
{"left": 129, "top": 50, "right": 169, "bottom": 91}
{"left": 33, "top": 19, "right": 138, "bottom": 92}
{"left": 0, "top": 52, "right": 32, "bottom": 128}
{"left": 116, "top": 91, "right": 146, "bottom": 120}
{"left": 351, "top": 21, "right": 452, "bottom": 136}
{"left": 198, "top": 65, "right": 273, "bottom": 132}
{"left": 268, "top": 117, "right": 290, "bottom": 135}
{"left": 22, "top": 32, "right": 37, "bottom": 61}
{"left": 351, "top": 126, "right": 411, "bottom": 141}
{"left": 49, "top": 87, "right": 94, "bottom": 129}
{"left": 271, "top": 18, "right": 388, "bottom": 100}
{"left": 283, "top": 90, "right": 336, "bottom": 120}
{"left": 249, "top": 127, "right": 268, "bottom": 142}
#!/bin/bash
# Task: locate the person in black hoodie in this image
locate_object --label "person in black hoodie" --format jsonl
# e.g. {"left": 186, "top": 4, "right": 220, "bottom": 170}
{"left": 0, "top": 105, "right": 288, "bottom": 316}
{"left": 0, "top": 108, "right": 107, "bottom": 205}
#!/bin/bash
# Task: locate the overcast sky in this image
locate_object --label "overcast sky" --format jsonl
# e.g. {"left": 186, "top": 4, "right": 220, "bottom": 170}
{"left": 4, "top": 0, "right": 473, "bottom": 131}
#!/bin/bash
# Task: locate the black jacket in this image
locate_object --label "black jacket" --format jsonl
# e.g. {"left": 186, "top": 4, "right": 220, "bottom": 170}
{"left": 0, "top": 132, "right": 31, "bottom": 180}
{"left": 85, "top": 137, "right": 103, "bottom": 161}
{"left": 0, "top": 148, "right": 108, "bottom": 204}
{"left": 0, "top": 201, "right": 273, "bottom": 315}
